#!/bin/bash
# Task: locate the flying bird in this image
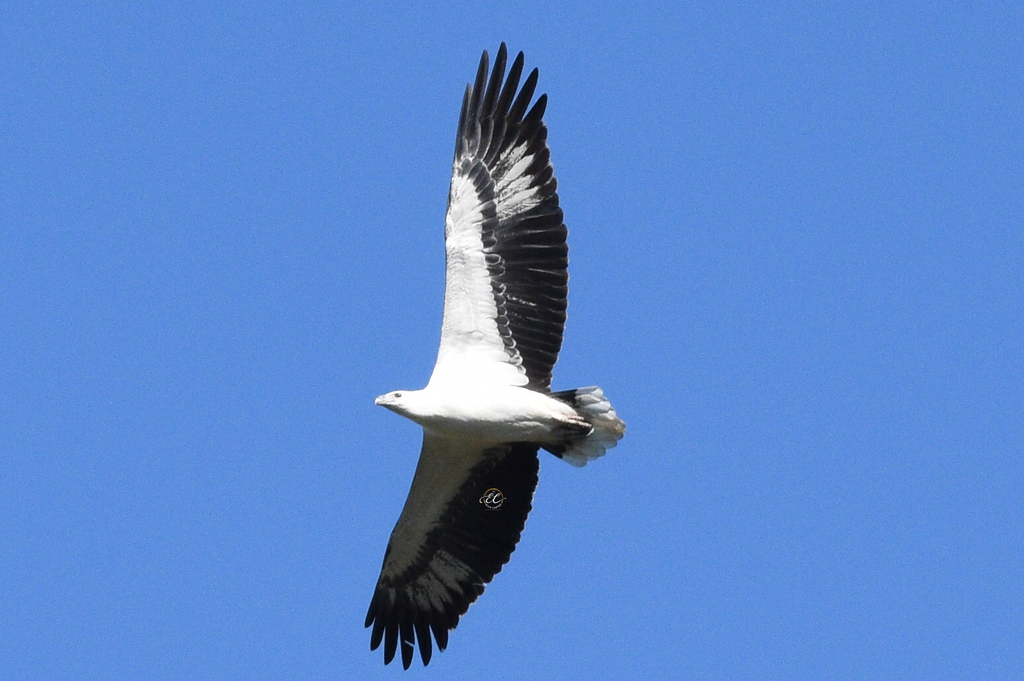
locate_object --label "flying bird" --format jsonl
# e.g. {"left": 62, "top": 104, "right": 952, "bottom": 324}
{"left": 365, "top": 44, "right": 625, "bottom": 669}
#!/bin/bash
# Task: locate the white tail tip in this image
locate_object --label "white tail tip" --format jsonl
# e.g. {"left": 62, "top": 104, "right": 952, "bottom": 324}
{"left": 554, "top": 386, "right": 625, "bottom": 467}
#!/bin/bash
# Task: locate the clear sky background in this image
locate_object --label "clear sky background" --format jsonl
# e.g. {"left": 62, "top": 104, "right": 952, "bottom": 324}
{"left": 2, "top": 2, "right": 1022, "bottom": 679}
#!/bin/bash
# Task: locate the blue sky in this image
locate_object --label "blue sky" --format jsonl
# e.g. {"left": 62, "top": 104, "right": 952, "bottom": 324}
{"left": 2, "top": 1, "right": 1022, "bottom": 679}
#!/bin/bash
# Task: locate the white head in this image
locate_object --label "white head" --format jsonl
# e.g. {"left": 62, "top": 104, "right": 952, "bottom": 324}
{"left": 374, "top": 390, "right": 424, "bottom": 421}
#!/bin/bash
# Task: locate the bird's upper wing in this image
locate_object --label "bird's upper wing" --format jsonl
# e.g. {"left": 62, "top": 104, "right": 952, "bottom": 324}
{"left": 430, "top": 44, "right": 568, "bottom": 391}
{"left": 365, "top": 434, "right": 540, "bottom": 668}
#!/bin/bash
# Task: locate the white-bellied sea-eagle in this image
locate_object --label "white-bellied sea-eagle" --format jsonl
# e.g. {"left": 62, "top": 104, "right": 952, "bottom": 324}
{"left": 366, "top": 44, "right": 626, "bottom": 669}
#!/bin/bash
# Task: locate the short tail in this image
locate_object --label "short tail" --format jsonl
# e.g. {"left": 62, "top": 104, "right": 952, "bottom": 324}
{"left": 546, "top": 386, "right": 626, "bottom": 467}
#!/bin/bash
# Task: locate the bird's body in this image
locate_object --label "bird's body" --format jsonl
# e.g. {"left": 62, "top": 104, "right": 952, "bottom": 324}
{"left": 366, "top": 44, "right": 625, "bottom": 669}
{"left": 376, "top": 384, "right": 586, "bottom": 444}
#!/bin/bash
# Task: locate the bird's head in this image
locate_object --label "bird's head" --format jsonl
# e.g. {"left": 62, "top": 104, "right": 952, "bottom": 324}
{"left": 374, "top": 390, "right": 416, "bottom": 418}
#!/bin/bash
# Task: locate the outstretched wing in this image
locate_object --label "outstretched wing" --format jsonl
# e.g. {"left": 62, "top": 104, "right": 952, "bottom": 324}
{"left": 365, "top": 435, "right": 540, "bottom": 668}
{"left": 430, "top": 44, "right": 569, "bottom": 392}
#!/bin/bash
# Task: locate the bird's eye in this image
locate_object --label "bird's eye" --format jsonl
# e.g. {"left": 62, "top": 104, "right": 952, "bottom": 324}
{"left": 394, "top": 392, "right": 403, "bottom": 398}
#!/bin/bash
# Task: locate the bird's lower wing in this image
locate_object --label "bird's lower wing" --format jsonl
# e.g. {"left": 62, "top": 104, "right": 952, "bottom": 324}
{"left": 365, "top": 434, "right": 540, "bottom": 668}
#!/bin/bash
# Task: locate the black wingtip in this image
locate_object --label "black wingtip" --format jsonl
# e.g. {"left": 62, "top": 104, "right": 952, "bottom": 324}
{"left": 400, "top": 619, "right": 415, "bottom": 669}
{"left": 364, "top": 595, "right": 376, "bottom": 629}
{"left": 483, "top": 45, "right": 507, "bottom": 113}
{"left": 507, "top": 67, "right": 540, "bottom": 125}
{"left": 431, "top": 620, "right": 449, "bottom": 652}
{"left": 472, "top": 49, "right": 488, "bottom": 102}
{"left": 383, "top": 620, "right": 398, "bottom": 665}
{"left": 529, "top": 93, "right": 548, "bottom": 122}
{"left": 415, "top": 619, "right": 433, "bottom": 666}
